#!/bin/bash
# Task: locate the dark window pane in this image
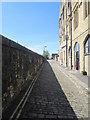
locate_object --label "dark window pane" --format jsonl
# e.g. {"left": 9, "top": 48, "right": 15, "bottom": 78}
{"left": 63, "top": 7, "right": 64, "bottom": 20}
{"left": 68, "top": 2, "right": 70, "bottom": 8}
{"left": 88, "top": 1, "right": 90, "bottom": 15}
{"left": 85, "top": 2, "right": 87, "bottom": 18}
{"left": 69, "top": 48, "right": 71, "bottom": 56}
{"left": 85, "top": 37, "right": 90, "bottom": 54}
{"left": 89, "top": 47, "right": 90, "bottom": 53}
{"left": 88, "top": 37, "right": 90, "bottom": 45}
{"left": 85, "top": 41, "right": 88, "bottom": 47}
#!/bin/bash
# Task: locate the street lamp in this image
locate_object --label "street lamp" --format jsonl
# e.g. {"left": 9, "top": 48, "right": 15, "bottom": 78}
{"left": 44, "top": 46, "right": 47, "bottom": 51}
{"left": 43, "top": 46, "right": 47, "bottom": 58}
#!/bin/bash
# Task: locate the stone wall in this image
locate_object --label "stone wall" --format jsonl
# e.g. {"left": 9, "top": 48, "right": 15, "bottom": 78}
{"left": 2, "top": 35, "right": 44, "bottom": 112}
{"left": 59, "top": 2, "right": 90, "bottom": 75}
{"left": 0, "top": 35, "right": 2, "bottom": 119}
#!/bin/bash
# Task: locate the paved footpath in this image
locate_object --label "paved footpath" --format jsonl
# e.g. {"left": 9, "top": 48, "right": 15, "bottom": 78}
{"left": 49, "top": 60, "right": 88, "bottom": 119}
{"left": 19, "top": 60, "right": 88, "bottom": 119}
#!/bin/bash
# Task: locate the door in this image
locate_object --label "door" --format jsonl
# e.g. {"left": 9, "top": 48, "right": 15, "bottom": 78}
{"left": 76, "top": 51, "right": 79, "bottom": 70}
{"left": 74, "top": 42, "right": 80, "bottom": 70}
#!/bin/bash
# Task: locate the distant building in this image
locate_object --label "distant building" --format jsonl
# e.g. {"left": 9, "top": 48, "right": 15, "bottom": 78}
{"left": 59, "top": 1, "right": 90, "bottom": 76}
{"left": 51, "top": 53, "right": 59, "bottom": 61}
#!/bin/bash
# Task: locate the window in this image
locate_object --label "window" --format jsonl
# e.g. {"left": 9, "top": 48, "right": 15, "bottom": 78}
{"left": 84, "top": 1, "right": 90, "bottom": 19}
{"left": 68, "top": 2, "right": 70, "bottom": 9}
{"left": 88, "top": 1, "right": 90, "bottom": 15}
{"left": 69, "top": 47, "right": 71, "bottom": 57}
{"left": 85, "top": 2, "right": 88, "bottom": 18}
{"left": 63, "top": 7, "right": 64, "bottom": 20}
{"left": 74, "top": 7, "right": 79, "bottom": 30}
{"left": 74, "top": 43, "right": 80, "bottom": 62}
{"left": 85, "top": 37, "right": 90, "bottom": 54}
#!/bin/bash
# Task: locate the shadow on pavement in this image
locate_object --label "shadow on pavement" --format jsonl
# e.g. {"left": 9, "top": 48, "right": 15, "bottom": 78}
{"left": 19, "top": 61, "right": 78, "bottom": 119}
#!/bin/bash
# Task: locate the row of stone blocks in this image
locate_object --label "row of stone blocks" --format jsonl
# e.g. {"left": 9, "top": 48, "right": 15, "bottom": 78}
{"left": 1, "top": 35, "right": 44, "bottom": 113}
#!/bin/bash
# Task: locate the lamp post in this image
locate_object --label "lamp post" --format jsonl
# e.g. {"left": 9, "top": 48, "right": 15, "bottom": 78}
{"left": 43, "top": 46, "right": 47, "bottom": 58}
{"left": 44, "top": 46, "right": 47, "bottom": 51}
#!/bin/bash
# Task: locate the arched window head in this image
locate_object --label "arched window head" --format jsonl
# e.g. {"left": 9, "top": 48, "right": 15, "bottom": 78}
{"left": 85, "top": 37, "right": 90, "bottom": 54}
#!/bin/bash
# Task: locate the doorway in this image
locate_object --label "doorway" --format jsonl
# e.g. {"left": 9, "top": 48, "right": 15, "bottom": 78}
{"left": 76, "top": 51, "right": 79, "bottom": 70}
{"left": 74, "top": 42, "right": 80, "bottom": 70}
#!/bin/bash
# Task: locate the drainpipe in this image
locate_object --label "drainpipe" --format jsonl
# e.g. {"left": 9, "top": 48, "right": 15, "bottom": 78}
{"left": 66, "top": 6, "right": 68, "bottom": 67}
{"left": 70, "top": 2, "right": 72, "bottom": 70}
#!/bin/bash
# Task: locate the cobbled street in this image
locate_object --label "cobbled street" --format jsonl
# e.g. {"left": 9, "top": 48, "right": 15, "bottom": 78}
{"left": 19, "top": 60, "right": 88, "bottom": 119}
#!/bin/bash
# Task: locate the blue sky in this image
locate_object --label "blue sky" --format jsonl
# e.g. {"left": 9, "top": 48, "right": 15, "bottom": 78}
{"left": 2, "top": 2, "right": 60, "bottom": 55}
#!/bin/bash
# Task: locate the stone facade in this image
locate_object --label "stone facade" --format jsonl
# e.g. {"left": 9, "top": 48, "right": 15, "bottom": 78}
{"left": 1, "top": 35, "right": 44, "bottom": 112}
{"left": 59, "top": 1, "right": 90, "bottom": 76}
{"left": 51, "top": 53, "right": 59, "bottom": 61}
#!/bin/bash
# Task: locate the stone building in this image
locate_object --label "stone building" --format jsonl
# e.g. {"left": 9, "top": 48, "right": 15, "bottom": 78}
{"left": 51, "top": 53, "right": 59, "bottom": 61}
{"left": 59, "top": 1, "right": 90, "bottom": 76}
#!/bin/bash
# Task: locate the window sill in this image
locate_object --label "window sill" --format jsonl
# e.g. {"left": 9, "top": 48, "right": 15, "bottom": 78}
{"left": 85, "top": 53, "right": 90, "bottom": 56}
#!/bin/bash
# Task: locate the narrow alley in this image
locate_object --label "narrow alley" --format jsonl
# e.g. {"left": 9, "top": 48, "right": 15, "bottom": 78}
{"left": 14, "top": 60, "right": 88, "bottom": 119}
{"left": 1, "top": 1, "right": 90, "bottom": 120}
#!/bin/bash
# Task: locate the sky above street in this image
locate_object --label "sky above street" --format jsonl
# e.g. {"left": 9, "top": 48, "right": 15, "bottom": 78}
{"left": 2, "top": 2, "right": 60, "bottom": 55}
